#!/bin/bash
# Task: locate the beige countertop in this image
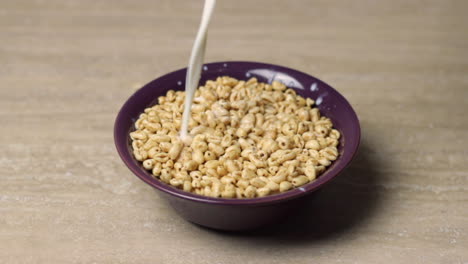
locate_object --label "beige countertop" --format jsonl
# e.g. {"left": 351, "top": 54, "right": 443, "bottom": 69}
{"left": 1, "top": 0, "right": 467, "bottom": 263}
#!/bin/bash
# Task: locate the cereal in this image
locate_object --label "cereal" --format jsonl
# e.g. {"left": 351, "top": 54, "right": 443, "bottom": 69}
{"left": 130, "top": 76, "right": 340, "bottom": 198}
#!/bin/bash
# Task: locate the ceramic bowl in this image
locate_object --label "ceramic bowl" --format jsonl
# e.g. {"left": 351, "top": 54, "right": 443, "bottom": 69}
{"left": 114, "top": 61, "right": 360, "bottom": 231}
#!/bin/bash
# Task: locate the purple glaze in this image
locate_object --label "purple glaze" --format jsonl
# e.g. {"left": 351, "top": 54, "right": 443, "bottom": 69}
{"left": 114, "top": 61, "right": 360, "bottom": 230}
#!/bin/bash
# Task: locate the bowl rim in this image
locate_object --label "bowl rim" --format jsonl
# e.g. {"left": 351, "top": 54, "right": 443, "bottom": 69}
{"left": 114, "top": 61, "right": 361, "bottom": 206}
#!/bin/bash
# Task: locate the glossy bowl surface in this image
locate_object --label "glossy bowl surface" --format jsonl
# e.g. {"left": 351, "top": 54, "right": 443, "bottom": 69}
{"left": 114, "top": 61, "right": 360, "bottom": 230}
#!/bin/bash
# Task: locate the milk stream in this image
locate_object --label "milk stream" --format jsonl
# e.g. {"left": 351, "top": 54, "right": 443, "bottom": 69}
{"left": 179, "top": 0, "right": 216, "bottom": 144}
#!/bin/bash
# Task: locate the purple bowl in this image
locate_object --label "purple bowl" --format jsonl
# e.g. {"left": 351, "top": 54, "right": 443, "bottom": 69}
{"left": 114, "top": 61, "right": 360, "bottom": 231}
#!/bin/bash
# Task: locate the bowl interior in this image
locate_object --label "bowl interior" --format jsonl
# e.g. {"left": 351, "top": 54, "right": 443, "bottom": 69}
{"left": 114, "top": 61, "right": 360, "bottom": 205}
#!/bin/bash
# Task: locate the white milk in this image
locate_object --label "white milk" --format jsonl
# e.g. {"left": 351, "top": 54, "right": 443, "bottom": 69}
{"left": 179, "top": 0, "right": 216, "bottom": 144}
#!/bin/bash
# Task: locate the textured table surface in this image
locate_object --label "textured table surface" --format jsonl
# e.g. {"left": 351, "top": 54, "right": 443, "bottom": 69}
{"left": 1, "top": 0, "right": 467, "bottom": 263}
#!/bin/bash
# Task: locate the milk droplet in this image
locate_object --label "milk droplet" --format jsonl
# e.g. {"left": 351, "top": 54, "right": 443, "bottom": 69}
{"left": 316, "top": 96, "right": 323, "bottom": 105}
{"left": 310, "top": 83, "right": 318, "bottom": 92}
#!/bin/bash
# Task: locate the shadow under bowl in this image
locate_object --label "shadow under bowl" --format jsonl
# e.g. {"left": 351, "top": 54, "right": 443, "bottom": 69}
{"left": 114, "top": 61, "right": 360, "bottom": 231}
